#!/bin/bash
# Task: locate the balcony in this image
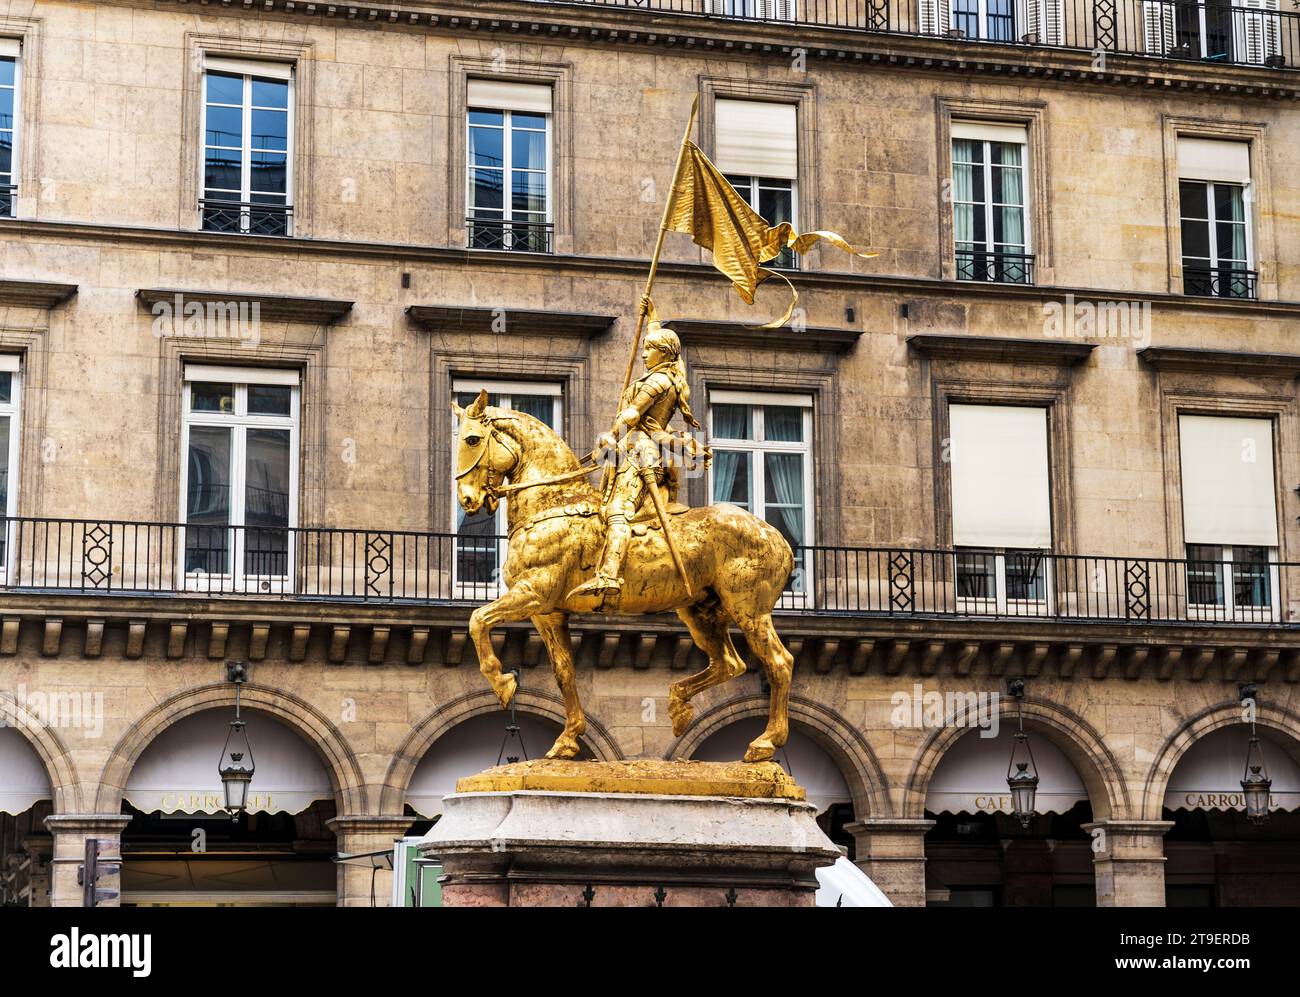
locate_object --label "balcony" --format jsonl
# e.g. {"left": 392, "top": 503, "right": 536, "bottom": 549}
{"left": 956, "top": 248, "right": 1035, "bottom": 285}
{"left": 0, "top": 518, "right": 1294, "bottom": 626}
{"left": 1183, "top": 265, "right": 1258, "bottom": 299}
{"left": 200, "top": 198, "right": 293, "bottom": 237}
{"left": 0, "top": 183, "right": 13, "bottom": 219}
{"left": 466, "top": 216, "right": 554, "bottom": 254}
{"left": 546, "top": 0, "right": 1300, "bottom": 72}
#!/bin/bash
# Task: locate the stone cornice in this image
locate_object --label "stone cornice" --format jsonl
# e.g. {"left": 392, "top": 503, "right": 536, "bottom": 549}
{"left": 0, "top": 593, "right": 1296, "bottom": 683}
{"left": 908, "top": 333, "right": 1095, "bottom": 366}
{"left": 7, "top": 218, "right": 1300, "bottom": 320}
{"left": 123, "top": 0, "right": 1300, "bottom": 99}
{"left": 0, "top": 278, "right": 78, "bottom": 309}
{"left": 136, "top": 287, "right": 354, "bottom": 324}
{"left": 406, "top": 304, "right": 614, "bottom": 338}
{"left": 673, "top": 319, "right": 862, "bottom": 355}
{"left": 1137, "top": 345, "right": 1300, "bottom": 378}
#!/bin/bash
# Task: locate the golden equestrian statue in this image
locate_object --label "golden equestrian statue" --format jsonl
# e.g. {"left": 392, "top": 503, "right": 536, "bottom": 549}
{"left": 452, "top": 98, "right": 872, "bottom": 764}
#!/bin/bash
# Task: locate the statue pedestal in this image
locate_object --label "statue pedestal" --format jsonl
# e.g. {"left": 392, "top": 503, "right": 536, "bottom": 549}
{"left": 419, "top": 759, "right": 840, "bottom": 907}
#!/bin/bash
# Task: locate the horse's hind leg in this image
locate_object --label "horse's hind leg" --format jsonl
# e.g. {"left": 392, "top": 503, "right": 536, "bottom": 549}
{"left": 731, "top": 611, "right": 793, "bottom": 763}
{"left": 668, "top": 596, "right": 747, "bottom": 737}
{"left": 533, "top": 612, "right": 585, "bottom": 759}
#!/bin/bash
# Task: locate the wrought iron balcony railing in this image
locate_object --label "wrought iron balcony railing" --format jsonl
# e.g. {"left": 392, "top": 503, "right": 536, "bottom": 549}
{"left": 0, "top": 183, "right": 14, "bottom": 219}
{"left": 956, "top": 248, "right": 1035, "bottom": 285}
{"left": 0, "top": 518, "right": 1295, "bottom": 625}
{"left": 200, "top": 199, "right": 293, "bottom": 237}
{"left": 466, "top": 216, "right": 554, "bottom": 254}
{"left": 539, "top": 0, "right": 1300, "bottom": 71}
{"left": 1183, "top": 265, "right": 1258, "bottom": 299}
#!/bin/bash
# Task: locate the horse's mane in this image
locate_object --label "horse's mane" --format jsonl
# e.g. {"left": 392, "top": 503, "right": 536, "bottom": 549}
{"left": 485, "top": 406, "right": 598, "bottom": 504}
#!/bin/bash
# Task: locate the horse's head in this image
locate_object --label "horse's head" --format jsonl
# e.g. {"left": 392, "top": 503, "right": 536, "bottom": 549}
{"left": 451, "top": 389, "right": 519, "bottom": 516}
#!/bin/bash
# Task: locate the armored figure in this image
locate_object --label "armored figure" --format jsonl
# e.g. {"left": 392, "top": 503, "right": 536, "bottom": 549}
{"left": 568, "top": 300, "right": 711, "bottom": 601}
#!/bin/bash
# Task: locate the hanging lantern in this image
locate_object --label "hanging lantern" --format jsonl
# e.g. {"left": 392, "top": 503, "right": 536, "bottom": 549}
{"left": 1241, "top": 735, "right": 1272, "bottom": 825}
{"left": 219, "top": 661, "right": 255, "bottom": 820}
{"left": 1006, "top": 678, "right": 1039, "bottom": 829}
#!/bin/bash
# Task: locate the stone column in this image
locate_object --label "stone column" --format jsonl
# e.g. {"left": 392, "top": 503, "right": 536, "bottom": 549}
{"left": 44, "top": 815, "right": 131, "bottom": 908}
{"left": 326, "top": 815, "right": 414, "bottom": 908}
{"left": 1083, "top": 819, "right": 1174, "bottom": 907}
{"left": 845, "top": 817, "right": 935, "bottom": 907}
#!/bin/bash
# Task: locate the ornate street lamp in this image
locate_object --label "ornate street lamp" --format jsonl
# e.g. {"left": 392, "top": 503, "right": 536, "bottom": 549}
{"left": 496, "top": 669, "right": 528, "bottom": 765}
{"left": 1239, "top": 684, "right": 1272, "bottom": 825}
{"left": 219, "top": 660, "right": 255, "bottom": 820}
{"left": 1006, "top": 678, "right": 1039, "bottom": 829}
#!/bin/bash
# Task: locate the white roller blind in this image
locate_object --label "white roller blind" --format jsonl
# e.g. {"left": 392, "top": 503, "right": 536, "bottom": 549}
{"left": 185, "top": 364, "right": 300, "bottom": 386}
{"left": 715, "top": 98, "right": 798, "bottom": 180}
{"left": 0, "top": 354, "right": 21, "bottom": 372}
{"left": 466, "top": 78, "right": 552, "bottom": 114}
{"left": 1178, "top": 414, "right": 1277, "bottom": 546}
{"left": 0, "top": 38, "right": 20, "bottom": 58}
{"left": 949, "top": 404, "right": 1052, "bottom": 548}
{"left": 951, "top": 120, "right": 1028, "bottom": 145}
{"left": 1178, "top": 137, "right": 1251, "bottom": 184}
{"left": 203, "top": 55, "right": 294, "bottom": 81}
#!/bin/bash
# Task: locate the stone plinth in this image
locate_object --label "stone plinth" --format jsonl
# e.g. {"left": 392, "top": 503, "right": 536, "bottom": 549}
{"left": 419, "top": 759, "right": 840, "bottom": 907}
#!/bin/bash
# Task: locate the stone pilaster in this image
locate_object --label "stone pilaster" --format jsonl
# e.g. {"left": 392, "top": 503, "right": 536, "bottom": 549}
{"left": 43, "top": 815, "right": 131, "bottom": 908}
{"left": 1083, "top": 820, "right": 1174, "bottom": 907}
{"left": 845, "top": 817, "right": 935, "bottom": 907}
{"left": 326, "top": 815, "right": 414, "bottom": 907}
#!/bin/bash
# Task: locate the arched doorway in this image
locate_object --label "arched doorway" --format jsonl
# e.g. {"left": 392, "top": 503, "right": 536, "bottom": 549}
{"left": 0, "top": 727, "right": 53, "bottom": 906}
{"left": 923, "top": 728, "right": 1097, "bottom": 907}
{"left": 690, "top": 717, "right": 856, "bottom": 854}
{"left": 117, "top": 708, "right": 337, "bottom": 907}
{"left": 1162, "top": 725, "right": 1300, "bottom": 906}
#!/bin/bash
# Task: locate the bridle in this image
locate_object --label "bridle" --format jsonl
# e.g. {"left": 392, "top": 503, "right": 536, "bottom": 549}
{"left": 456, "top": 413, "right": 599, "bottom": 505}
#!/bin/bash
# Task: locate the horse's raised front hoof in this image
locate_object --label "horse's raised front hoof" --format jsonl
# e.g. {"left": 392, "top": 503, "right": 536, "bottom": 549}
{"left": 494, "top": 672, "right": 518, "bottom": 710}
{"left": 668, "top": 691, "right": 694, "bottom": 737}
{"left": 743, "top": 738, "right": 776, "bottom": 763}
{"left": 545, "top": 735, "right": 581, "bottom": 760}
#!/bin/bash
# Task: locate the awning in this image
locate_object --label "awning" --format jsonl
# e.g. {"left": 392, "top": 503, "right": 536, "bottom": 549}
{"left": 926, "top": 729, "right": 1088, "bottom": 816}
{"left": 1165, "top": 727, "right": 1300, "bottom": 813}
{"left": 123, "top": 709, "right": 332, "bottom": 816}
{"left": 815, "top": 856, "right": 893, "bottom": 908}
{"left": 691, "top": 718, "right": 852, "bottom": 815}
{"left": 407, "top": 712, "right": 565, "bottom": 818}
{"left": 0, "top": 727, "right": 52, "bottom": 815}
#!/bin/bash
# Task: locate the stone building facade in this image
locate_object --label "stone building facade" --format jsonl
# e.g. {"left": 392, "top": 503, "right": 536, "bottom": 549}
{"left": 1, "top": 0, "right": 1299, "bottom": 907}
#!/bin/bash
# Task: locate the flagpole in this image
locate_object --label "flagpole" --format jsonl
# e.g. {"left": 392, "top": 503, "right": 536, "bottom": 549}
{"left": 616, "top": 94, "right": 699, "bottom": 403}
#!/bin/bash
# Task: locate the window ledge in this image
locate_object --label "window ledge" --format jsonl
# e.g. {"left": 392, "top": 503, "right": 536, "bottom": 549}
{"left": 405, "top": 304, "right": 615, "bottom": 339}
{"left": 909, "top": 333, "right": 1095, "bottom": 366}
{"left": 1138, "top": 345, "right": 1300, "bottom": 378}
{"left": 0, "top": 278, "right": 78, "bottom": 309}
{"left": 672, "top": 319, "right": 862, "bottom": 355}
{"left": 136, "top": 288, "right": 353, "bottom": 325}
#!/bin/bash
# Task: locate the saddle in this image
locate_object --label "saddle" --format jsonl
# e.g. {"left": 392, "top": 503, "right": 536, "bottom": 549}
{"left": 629, "top": 500, "right": 690, "bottom": 536}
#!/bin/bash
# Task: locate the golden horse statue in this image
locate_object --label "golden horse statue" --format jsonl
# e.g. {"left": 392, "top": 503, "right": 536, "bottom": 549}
{"left": 452, "top": 388, "right": 796, "bottom": 763}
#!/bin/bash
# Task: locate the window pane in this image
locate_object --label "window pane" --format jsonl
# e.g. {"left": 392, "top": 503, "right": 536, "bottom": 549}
{"left": 0, "top": 59, "right": 14, "bottom": 88}
{"left": 247, "top": 384, "right": 292, "bottom": 416}
{"left": 205, "top": 104, "right": 243, "bottom": 147}
{"left": 1006, "top": 550, "right": 1046, "bottom": 600}
{"left": 957, "top": 551, "right": 996, "bottom": 599}
{"left": 186, "top": 425, "right": 232, "bottom": 573}
{"left": 764, "top": 406, "right": 804, "bottom": 442}
{"left": 512, "top": 394, "right": 556, "bottom": 428}
{"left": 190, "top": 382, "right": 235, "bottom": 413}
{"left": 1180, "top": 181, "right": 1208, "bottom": 219}
{"left": 512, "top": 128, "right": 546, "bottom": 171}
{"left": 469, "top": 125, "right": 504, "bottom": 168}
{"left": 952, "top": 138, "right": 983, "bottom": 165}
{"left": 205, "top": 72, "right": 243, "bottom": 105}
{"left": 0, "top": 415, "right": 10, "bottom": 512}
{"left": 1214, "top": 183, "right": 1244, "bottom": 222}
{"left": 244, "top": 428, "right": 291, "bottom": 577}
{"left": 470, "top": 169, "right": 503, "bottom": 211}
{"left": 513, "top": 112, "right": 546, "bottom": 130}
{"left": 712, "top": 403, "right": 752, "bottom": 440}
{"left": 764, "top": 452, "right": 805, "bottom": 548}
{"left": 1186, "top": 543, "right": 1224, "bottom": 606}
{"left": 468, "top": 109, "right": 503, "bottom": 127}
{"left": 712, "top": 451, "right": 751, "bottom": 508}
{"left": 204, "top": 151, "right": 242, "bottom": 193}
{"left": 1232, "top": 546, "right": 1271, "bottom": 610}
{"left": 251, "top": 108, "right": 287, "bottom": 151}
{"left": 250, "top": 151, "right": 287, "bottom": 193}
{"left": 251, "top": 78, "right": 288, "bottom": 110}
{"left": 511, "top": 170, "right": 546, "bottom": 214}
{"left": 1180, "top": 217, "right": 1210, "bottom": 261}
{"left": 0, "top": 371, "right": 12, "bottom": 405}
